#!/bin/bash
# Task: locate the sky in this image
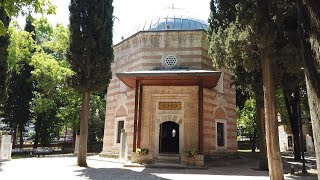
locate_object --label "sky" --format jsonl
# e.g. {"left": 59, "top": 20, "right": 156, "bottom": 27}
{"left": 17, "top": 0, "right": 211, "bottom": 44}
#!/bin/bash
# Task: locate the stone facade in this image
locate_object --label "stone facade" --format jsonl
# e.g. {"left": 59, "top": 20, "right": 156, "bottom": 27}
{"left": 278, "top": 124, "right": 313, "bottom": 152}
{"left": 101, "top": 30, "right": 237, "bottom": 158}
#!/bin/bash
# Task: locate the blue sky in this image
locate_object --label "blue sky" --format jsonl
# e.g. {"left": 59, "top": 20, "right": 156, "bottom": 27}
{"left": 17, "top": 0, "right": 211, "bottom": 44}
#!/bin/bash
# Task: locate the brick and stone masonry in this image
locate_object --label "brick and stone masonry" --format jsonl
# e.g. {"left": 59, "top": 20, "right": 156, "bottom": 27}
{"left": 101, "top": 30, "right": 237, "bottom": 158}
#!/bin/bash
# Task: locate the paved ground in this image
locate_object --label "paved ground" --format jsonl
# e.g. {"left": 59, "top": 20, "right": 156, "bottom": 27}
{"left": 0, "top": 154, "right": 317, "bottom": 180}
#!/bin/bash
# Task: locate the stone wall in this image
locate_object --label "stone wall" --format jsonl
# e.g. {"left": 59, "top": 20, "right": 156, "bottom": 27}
{"left": 101, "top": 30, "right": 237, "bottom": 156}
{"left": 203, "top": 69, "right": 237, "bottom": 155}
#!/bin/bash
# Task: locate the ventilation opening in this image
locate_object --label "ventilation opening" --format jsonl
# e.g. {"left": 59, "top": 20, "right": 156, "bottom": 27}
{"left": 164, "top": 55, "right": 178, "bottom": 67}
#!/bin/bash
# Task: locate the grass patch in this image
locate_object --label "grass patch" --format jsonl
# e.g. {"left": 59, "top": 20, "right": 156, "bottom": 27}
{"left": 11, "top": 155, "right": 28, "bottom": 159}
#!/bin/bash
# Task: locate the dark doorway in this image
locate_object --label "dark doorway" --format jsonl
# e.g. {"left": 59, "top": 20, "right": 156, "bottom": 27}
{"left": 159, "top": 121, "right": 179, "bottom": 153}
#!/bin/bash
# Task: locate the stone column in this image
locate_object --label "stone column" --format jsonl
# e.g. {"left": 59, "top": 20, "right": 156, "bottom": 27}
{"left": 119, "top": 129, "right": 127, "bottom": 160}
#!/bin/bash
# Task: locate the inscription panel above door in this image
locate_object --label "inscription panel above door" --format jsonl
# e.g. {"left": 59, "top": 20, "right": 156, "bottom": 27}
{"left": 158, "top": 102, "right": 182, "bottom": 110}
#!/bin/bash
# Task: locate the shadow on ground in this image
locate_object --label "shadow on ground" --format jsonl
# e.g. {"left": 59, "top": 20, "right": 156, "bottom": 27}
{"left": 281, "top": 152, "right": 317, "bottom": 173}
{"left": 78, "top": 157, "right": 270, "bottom": 180}
{"left": 77, "top": 151, "right": 316, "bottom": 180}
{"left": 236, "top": 151, "right": 318, "bottom": 179}
{"left": 0, "top": 160, "right": 10, "bottom": 172}
{"left": 75, "top": 166, "right": 270, "bottom": 180}
{"left": 75, "top": 167, "right": 170, "bottom": 180}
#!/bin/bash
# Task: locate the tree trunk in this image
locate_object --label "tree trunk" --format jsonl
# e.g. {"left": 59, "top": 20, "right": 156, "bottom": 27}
{"left": 298, "top": 1, "right": 320, "bottom": 178}
{"left": 64, "top": 124, "right": 67, "bottom": 143}
{"left": 33, "top": 117, "right": 41, "bottom": 148}
{"left": 261, "top": 49, "right": 284, "bottom": 180}
{"left": 41, "top": 121, "right": 49, "bottom": 146}
{"left": 283, "top": 87, "right": 301, "bottom": 160}
{"left": 255, "top": 94, "right": 268, "bottom": 170}
{"left": 12, "top": 122, "right": 17, "bottom": 149}
{"left": 305, "top": 4, "right": 320, "bottom": 178}
{"left": 251, "top": 128, "right": 257, "bottom": 152}
{"left": 19, "top": 124, "right": 24, "bottom": 149}
{"left": 77, "top": 91, "right": 90, "bottom": 167}
{"left": 305, "top": 75, "right": 320, "bottom": 177}
{"left": 72, "top": 123, "right": 77, "bottom": 149}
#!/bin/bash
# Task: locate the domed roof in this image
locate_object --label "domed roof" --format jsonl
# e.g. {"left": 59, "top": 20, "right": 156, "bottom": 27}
{"left": 130, "top": 12, "right": 208, "bottom": 36}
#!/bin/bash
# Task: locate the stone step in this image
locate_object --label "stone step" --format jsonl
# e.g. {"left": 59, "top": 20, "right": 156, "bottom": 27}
{"left": 156, "top": 154, "right": 180, "bottom": 163}
{"left": 157, "top": 158, "right": 180, "bottom": 163}
{"left": 146, "top": 162, "right": 186, "bottom": 169}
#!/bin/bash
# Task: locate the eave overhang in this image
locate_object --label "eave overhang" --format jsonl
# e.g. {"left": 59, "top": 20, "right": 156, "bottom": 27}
{"left": 116, "top": 70, "right": 222, "bottom": 88}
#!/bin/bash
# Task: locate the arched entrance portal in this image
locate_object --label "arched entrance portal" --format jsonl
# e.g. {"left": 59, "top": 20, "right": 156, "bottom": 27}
{"left": 159, "top": 121, "right": 179, "bottom": 153}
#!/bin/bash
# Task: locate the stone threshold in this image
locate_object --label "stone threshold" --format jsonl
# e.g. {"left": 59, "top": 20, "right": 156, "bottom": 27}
{"left": 123, "top": 162, "right": 208, "bottom": 169}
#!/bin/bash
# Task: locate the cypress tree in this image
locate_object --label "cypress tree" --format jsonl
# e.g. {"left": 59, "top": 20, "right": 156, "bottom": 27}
{"left": 68, "top": 0, "right": 113, "bottom": 166}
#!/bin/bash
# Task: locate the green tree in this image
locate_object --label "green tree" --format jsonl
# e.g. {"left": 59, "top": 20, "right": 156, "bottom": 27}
{"left": 0, "top": 1, "right": 55, "bottom": 109}
{"left": 209, "top": 0, "right": 308, "bottom": 167}
{"left": 237, "top": 98, "right": 257, "bottom": 151}
{"left": 3, "top": 16, "right": 35, "bottom": 148}
{"left": 3, "top": 67, "right": 33, "bottom": 148}
{"left": 208, "top": 0, "right": 287, "bottom": 178}
{"left": 30, "top": 18, "right": 75, "bottom": 147}
{"left": 68, "top": 0, "right": 113, "bottom": 166}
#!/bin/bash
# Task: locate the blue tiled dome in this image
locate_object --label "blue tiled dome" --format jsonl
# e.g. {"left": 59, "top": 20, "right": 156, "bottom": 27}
{"left": 130, "top": 15, "right": 208, "bottom": 35}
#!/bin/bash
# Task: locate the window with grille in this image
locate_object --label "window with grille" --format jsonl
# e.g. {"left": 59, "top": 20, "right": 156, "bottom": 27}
{"left": 164, "top": 55, "right": 178, "bottom": 67}
{"left": 116, "top": 120, "right": 124, "bottom": 143}
{"left": 217, "top": 122, "right": 225, "bottom": 147}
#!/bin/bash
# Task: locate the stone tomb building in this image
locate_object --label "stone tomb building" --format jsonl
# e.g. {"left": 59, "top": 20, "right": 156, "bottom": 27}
{"left": 101, "top": 15, "right": 237, "bottom": 161}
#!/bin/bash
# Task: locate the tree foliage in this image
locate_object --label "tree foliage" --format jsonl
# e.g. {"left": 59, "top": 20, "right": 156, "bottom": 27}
{"left": 0, "top": 0, "right": 55, "bottom": 106}
{"left": 3, "top": 16, "right": 35, "bottom": 148}
{"left": 30, "top": 17, "right": 79, "bottom": 147}
{"left": 237, "top": 98, "right": 256, "bottom": 138}
{"left": 68, "top": 0, "right": 113, "bottom": 92}
{"left": 207, "top": 0, "right": 309, "bottom": 178}
{"left": 1, "top": 11, "right": 107, "bottom": 152}
{"left": 208, "top": 0, "right": 269, "bottom": 170}
{"left": 0, "top": 0, "right": 55, "bottom": 35}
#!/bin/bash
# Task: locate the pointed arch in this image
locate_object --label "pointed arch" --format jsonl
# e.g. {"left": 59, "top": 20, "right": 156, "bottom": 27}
{"left": 115, "top": 105, "right": 128, "bottom": 117}
{"left": 214, "top": 106, "right": 228, "bottom": 119}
